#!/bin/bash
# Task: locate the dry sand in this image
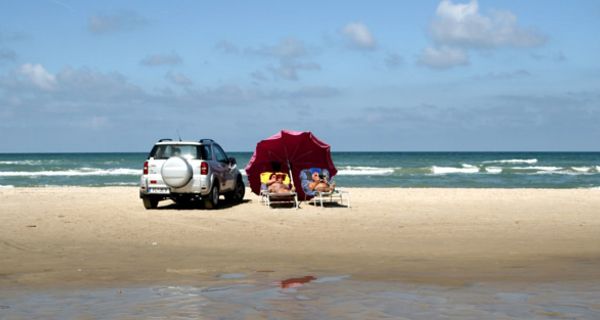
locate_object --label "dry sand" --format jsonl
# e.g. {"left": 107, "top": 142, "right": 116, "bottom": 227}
{"left": 1, "top": 187, "right": 599, "bottom": 288}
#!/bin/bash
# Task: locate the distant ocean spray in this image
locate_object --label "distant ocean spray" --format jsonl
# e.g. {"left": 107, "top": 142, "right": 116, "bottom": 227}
{"left": 1, "top": 152, "right": 599, "bottom": 188}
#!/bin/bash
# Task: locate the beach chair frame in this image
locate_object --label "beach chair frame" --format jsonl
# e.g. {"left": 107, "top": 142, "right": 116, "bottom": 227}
{"left": 260, "top": 189, "right": 299, "bottom": 209}
{"left": 307, "top": 189, "right": 351, "bottom": 208}
{"left": 259, "top": 172, "right": 299, "bottom": 209}
{"left": 300, "top": 168, "right": 351, "bottom": 208}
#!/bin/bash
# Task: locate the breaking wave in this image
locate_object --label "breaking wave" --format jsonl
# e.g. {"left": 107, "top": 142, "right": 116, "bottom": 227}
{"left": 0, "top": 168, "right": 140, "bottom": 177}
{"left": 337, "top": 166, "right": 396, "bottom": 176}
{"left": 0, "top": 160, "right": 45, "bottom": 165}
{"left": 510, "top": 166, "right": 561, "bottom": 172}
{"left": 485, "top": 167, "right": 503, "bottom": 174}
{"left": 431, "top": 164, "right": 480, "bottom": 175}
{"left": 482, "top": 158, "right": 537, "bottom": 164}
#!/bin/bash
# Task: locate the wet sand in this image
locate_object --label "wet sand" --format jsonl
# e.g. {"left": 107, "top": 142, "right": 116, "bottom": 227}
{"left": 1, "top": 187, "right": 600, "bottom": 289}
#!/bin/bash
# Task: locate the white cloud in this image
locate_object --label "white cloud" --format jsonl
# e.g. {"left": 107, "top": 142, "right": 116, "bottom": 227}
{"left": 341, "top": 22, "right": 376, "bottom": 50}
{"left": 166, "top": 71, "right": 192, "bottom": 86}
{"left": 18, "top": 63, "right": 57, "bottom": 90}
{"left": 246, "top": 37, "right": 308, "bottom": 59}
{"left": 418, "top": 46, "right": 469, "bottom": 69}
{"left": 141, "top": 53, "right": 182, "bottom": 66}
{"left": 88, "top": 11, "right": 149, "bottom": 34}
{"left": 419, "top": 0, "right": 545, "bottom": 69}
{"left": 431, "top": 0, "right": 545, "bottom": 48}
{"left": 241, "top": 38, "right": 320, "bottom": 81}
{"left": 268, "top": 60, "right": 320, "bottom": 81}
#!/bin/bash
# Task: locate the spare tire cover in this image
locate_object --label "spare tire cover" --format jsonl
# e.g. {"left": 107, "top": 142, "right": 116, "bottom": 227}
{"left": 161, "top": 156, "right": 193, "bottom": 188}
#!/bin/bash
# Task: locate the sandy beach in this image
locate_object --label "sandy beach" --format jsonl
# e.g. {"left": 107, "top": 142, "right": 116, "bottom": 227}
{"left": 1, "top": 187, "right": 599, "bottom": 289}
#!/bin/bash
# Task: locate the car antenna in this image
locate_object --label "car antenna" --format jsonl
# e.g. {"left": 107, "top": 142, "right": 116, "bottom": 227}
{"left": 176, "top": 129, "right": 182, "bottom": 141}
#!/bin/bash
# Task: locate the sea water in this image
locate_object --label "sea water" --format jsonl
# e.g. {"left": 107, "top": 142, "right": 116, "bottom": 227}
{"left": 1, "top": 275, "right": 599, "bottom": 319}
{"left": 1, "top": 152, "right": 599, "bottom": 188}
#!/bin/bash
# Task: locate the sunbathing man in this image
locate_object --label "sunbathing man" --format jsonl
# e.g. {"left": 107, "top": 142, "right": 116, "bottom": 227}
{"left": 267, "top": 173, "right": 291, "bottom": 193}
{"left": 309, "top": 170, "right": 336, "bottom": 193}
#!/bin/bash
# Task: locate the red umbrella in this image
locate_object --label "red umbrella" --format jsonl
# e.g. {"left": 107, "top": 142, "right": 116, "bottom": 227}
{"left": 245, "top": 130, "right": 337, "bottom": 200}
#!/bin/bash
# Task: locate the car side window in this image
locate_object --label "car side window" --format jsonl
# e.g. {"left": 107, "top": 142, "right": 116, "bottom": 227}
{"left": 213, "top": 145, "right": 228, "bottom": 163}
{"left": 201, "top": 145, "right": 213, "bottom": 161}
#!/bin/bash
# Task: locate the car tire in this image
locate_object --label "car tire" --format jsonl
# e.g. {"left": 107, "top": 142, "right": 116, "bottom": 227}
{"left": 142, "top": 197, "right": 158, "bottom": 209}
{"left": 226, "top": 176, "right": 245, "bottom": 204}
{"left": 204, "top": 183, "right": 219, "bottom": 209}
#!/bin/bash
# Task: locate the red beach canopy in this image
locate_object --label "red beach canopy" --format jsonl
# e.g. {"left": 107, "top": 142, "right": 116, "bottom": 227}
{"left": 245, "top": 130, "right": 337, "bottom": 200}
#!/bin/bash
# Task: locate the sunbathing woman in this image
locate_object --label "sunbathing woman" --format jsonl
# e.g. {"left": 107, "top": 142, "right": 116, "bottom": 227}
{"left": 309, "top": 170, "right": 336, "bottom": 193}
{"left": 267, "top": 173, "right": 291, "bottom": 193}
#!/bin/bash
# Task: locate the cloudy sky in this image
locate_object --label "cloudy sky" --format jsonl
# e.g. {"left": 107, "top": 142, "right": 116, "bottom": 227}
{"left": 1, "top": 0, "right": 599, "bottom": 152}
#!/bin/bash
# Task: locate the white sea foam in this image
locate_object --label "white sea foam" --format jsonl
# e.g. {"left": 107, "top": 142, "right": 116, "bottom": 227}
{"left": 0, "top": 168, "right": 140, "bottom": 177}
{"left": 431, "top": 166, "right": 479, "bottom": 174}
{"left": 532, "top": 170, "right": 587, "bottom": 175}
{"left": 485, "top": 167, "right": 503, "bottom": 174}
{"left": 572, "top": 167, "right": 591, "bottom": 172}
{"left": 482, "top": 158, "right": 537, "bottom": 164}
{"left": 337, "top": 166, "right": 396, "bottom": 176}
{"left": 0, "top": 160, "right": 44, "bottom": 165}
{"left": 511, "top": 166, "right": 561, "bottom": 171}
{"left": 596, "top": 166, "right": 600, "bottom": 172}
{"left": 0, "top": 185, "right": 15, "bottom": 188}
{"left": 104, "top": 182, "right": 138, "bottom": 186}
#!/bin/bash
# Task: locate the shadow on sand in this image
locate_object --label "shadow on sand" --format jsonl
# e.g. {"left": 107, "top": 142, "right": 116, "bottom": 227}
{"left": 156, "top": 199, "right": 252, "bottom": 211}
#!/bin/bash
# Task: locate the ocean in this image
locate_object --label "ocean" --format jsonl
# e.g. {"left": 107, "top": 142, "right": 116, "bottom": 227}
{"left": 1, "top": 152, "right": 599, "bottom": 188}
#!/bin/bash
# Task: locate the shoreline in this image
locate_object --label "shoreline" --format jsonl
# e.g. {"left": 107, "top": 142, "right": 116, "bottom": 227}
{"left": 1, "top": 187, "right": 600, "bottom": 289}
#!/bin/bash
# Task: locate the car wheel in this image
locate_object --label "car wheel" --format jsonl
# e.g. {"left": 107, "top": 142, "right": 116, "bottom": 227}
{"left": 226, "top": 176, "right": 245, "bottom": 204}
{"left": 142, "top": 197, "right": 158, "bottom": 209}
{"left": 204, "top": 184, "right": 219, "bottom": 209}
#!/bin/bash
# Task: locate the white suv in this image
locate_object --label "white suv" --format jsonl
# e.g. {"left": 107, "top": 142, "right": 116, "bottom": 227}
{"left": 139, "top": 138, "right": 245, "bottom": 209}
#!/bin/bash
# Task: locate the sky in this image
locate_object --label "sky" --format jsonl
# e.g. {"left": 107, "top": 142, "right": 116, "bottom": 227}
{"left": 1, "top": 0, "right": 599, "bottom": 152}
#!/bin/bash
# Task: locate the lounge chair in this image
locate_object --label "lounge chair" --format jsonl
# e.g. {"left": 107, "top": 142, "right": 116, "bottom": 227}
{"left": 260, "top": 172, "right": 299, "bottom": 208}
{"left": 299, "top": 168, "right": 351, "bottom": 208}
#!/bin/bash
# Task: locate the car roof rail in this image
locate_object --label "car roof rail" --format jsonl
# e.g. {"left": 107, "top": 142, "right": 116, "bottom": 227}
{"left": 158, "top": 138, "right": 173, "bottom": 142}
{"left": 199, "top": 138, "right": 214, "bottom": 144}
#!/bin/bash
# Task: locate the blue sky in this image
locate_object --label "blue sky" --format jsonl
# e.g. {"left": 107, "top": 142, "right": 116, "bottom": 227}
{"left": 1, "top": 0, "right": 599, "bottom": 152}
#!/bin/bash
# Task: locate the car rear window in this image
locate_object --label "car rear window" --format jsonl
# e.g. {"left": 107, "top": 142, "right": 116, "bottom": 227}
{"left": 149, "top": 145, "right": 203, "bottom": 160}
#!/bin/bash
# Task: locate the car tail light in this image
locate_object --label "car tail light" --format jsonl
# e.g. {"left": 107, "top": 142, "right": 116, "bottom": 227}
{"left": 143, "top": 161, "right": 148, "bottom": 175}
{"left": 200, "top": 162, "right": 208, "bottom": 175}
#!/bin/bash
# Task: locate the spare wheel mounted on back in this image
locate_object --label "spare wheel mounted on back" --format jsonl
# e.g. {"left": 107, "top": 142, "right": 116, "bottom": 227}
{"left": 161, "top": 156, "right": 193, "bottom": 188}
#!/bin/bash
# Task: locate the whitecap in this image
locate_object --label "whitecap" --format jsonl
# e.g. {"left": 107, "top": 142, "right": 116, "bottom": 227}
{"left": 532, "top": 171, "right": 585, "bottom": 175}
{"left": 104, "top": 182, "right": 138, "bottom": 186}
{"left": 485, "top": 167, "right": 502, "bottom": 174}
{"left": 0, "top": 185, "right": 15, "bottom": 188}
{"left": 0, "top": 160, "right": 43, "bottom": 165}
{"left": 337, "top": 166, "right": 395, "bottom": 176}
{"left": 511, "top": 166, "right": 561, "bottom": 171}
{"left": 482, "top": 158, "right": 537, "bottom": 164}
{"left": 0, "top": 168, "right": 140, "bottom": 177}
{"left": 431, "top": 166, "right": 479, "bottom": 174}
{"left": 572, "top": 167, "right": 591, "bottom": 172}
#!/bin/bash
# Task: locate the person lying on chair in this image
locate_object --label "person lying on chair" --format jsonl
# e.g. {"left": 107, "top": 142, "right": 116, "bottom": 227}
{"left": 309, "top": 169, "right": 336, "bottom": 192}
{"left": 267, "top": 172, "right": 292, "bottom": 193}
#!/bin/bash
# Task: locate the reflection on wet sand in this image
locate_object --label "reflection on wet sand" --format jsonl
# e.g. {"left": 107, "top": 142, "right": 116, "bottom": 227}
{"left": 1, "top": 274, "right": 599, "bottom": 319}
